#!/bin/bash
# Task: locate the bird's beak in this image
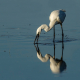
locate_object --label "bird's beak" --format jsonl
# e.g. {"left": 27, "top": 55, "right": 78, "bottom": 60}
{"left": 34, "top": 34, "right": 39, "bottom": 44}
{"left": 34, "top": 35, "right": 38, "bottom": 43}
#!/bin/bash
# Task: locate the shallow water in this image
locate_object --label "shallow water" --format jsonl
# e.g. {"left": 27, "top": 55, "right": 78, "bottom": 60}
{"left": 0, "top": 0, "right": 80, "bottom": 80}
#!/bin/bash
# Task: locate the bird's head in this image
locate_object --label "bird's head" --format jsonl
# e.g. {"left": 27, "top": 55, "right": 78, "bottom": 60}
{"left": 36, "top": 27, "right": 42, "bottom": 36}
{"left": 34, "top": 26, "right": 42, "bottom": 44}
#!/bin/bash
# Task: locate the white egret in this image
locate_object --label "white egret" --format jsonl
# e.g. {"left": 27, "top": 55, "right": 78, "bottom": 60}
{"left": 34, "top": 9, "right": 66, "bottom": 43}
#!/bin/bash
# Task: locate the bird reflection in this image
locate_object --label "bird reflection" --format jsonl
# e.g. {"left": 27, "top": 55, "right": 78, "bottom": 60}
{"left": 34, "top": 35, "right": 67, "bottom": 74}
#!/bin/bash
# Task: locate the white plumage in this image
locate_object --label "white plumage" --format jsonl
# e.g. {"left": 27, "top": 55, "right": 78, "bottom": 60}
{"left": 34, "top": 9, "right": 66, "bottom": 43}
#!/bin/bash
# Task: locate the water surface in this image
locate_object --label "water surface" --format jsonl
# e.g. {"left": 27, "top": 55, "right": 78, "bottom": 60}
{"left": 0, "top": 0, "right": 80, "bottom": 80}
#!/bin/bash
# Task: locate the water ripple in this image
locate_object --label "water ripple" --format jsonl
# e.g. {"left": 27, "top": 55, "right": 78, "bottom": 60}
{"left": 34, "top": 38, "right": 78, "bottom": 46}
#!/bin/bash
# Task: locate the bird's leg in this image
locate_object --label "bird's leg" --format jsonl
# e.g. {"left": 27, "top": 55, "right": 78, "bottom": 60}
{"left": 53, "top": 26, "right": 55, "bottom": 42}
{"left": 60, "top": 23, "right": 64, "bottom": 37}
{"left": 62, "top": 29, "right": 64, "bottom": 59}
{"left": 61, "top": 37, "right": 64, "bottom": 60}
{"left": 60, "top": 23, "right": 64, "bottom": 60}
{"left": 53, "top": 41, "right": 55, "bottom": 59}
{"left": 61, "top": 36, "right": 64, "bottom": 61}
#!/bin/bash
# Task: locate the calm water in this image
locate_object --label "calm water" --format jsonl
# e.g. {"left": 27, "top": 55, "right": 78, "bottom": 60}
{"left": 0, "top": 0, "right": 80, "bottom": 80}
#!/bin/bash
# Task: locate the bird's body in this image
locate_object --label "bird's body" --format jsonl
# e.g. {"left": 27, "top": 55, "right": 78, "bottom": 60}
{"left": 49, "top": 10, "right": 66, "bottom": 25}
{"left": 34, "top": 9, "right": 66, "bottom": 43}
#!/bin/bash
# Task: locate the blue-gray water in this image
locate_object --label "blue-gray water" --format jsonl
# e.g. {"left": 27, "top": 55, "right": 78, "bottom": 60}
{"left": 0, "top": 0, "right": 80, "bottom": 80}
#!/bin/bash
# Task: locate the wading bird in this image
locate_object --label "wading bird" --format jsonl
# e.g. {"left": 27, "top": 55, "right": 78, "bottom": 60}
{"left": 34, "top": 9, "right": 66, "bottom": 43}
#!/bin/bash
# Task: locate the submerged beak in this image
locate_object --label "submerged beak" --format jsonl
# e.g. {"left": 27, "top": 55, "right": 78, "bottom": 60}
{"left": 34, "top": 34, "right": 39, "bottom": 44}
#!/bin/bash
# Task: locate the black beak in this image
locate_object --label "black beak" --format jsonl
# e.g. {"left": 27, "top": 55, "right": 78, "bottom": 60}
{"left": 34, "top": 34, "right": 39, "bottom": 44}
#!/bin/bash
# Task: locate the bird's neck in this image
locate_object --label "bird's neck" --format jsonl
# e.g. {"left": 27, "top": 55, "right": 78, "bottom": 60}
{"left": 41, "top": 20, "right": 56, "bottom": 32}
{"left": 40, "top": 24, "right": 51, "bottom": 32}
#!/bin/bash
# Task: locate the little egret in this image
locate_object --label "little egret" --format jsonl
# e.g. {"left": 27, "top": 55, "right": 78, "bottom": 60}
{"left": 34, "top": 9, "right": 66, "bottom": 43}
